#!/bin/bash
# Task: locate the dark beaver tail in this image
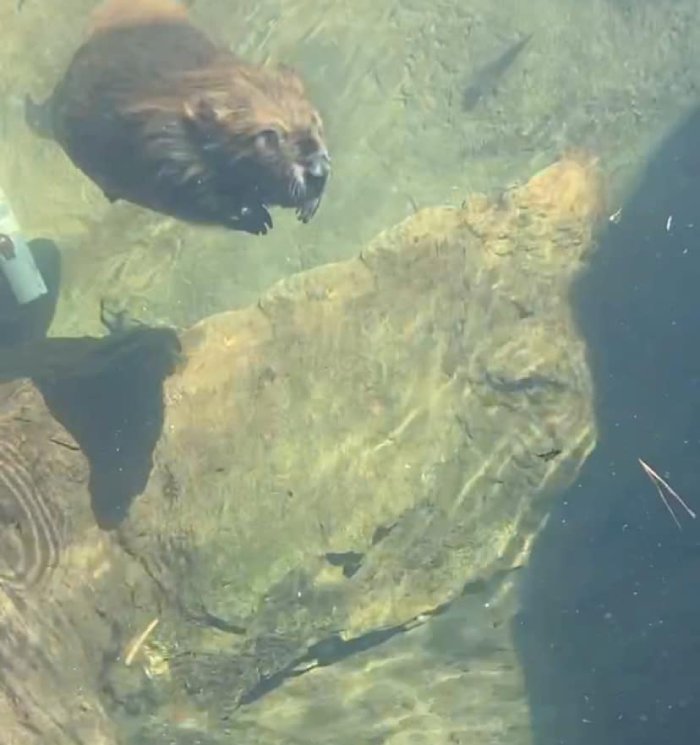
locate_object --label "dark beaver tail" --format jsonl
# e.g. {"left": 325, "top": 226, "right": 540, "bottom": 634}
{"left": 24, "top": 94, "right": 54, "bottom": 140}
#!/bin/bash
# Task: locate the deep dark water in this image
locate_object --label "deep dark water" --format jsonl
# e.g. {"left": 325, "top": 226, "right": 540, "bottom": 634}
{"left": 517, "top": 104, "right": 700, "bottom": 744}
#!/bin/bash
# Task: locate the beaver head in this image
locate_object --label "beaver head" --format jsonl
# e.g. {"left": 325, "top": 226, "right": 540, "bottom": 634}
{"left": 176, "top": 61, "right": 331, "bottom": 224}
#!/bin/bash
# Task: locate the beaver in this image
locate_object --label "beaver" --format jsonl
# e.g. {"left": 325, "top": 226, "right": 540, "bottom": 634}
{"left": 26, "top": 0, "right": 331, "bottom": 235}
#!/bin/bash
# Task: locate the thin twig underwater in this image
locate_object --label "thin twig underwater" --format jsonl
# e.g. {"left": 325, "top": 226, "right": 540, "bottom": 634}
{"left": 638, "top": 458, "right": 697, "bottom": 530}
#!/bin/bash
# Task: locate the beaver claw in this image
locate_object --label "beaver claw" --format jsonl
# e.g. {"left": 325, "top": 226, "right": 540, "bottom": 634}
{"left": 297, "top": 197, "right": 322, "bottom": 224}
{"left": 232, "top": 203, "right": 273, "bottom": 235}
{"left": 99, "top": 298, "right": 146, "bottom": 335}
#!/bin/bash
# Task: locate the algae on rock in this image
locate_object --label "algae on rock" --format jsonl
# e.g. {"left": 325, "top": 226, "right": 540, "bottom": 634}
{"left": 114, "top": 153, "right": 601, "bottom": 737}
{"left": 0, "top": 155, "right": 601, "bottom": 745}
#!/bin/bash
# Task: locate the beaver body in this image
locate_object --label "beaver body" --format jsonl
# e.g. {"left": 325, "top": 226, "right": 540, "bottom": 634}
{"left": 28, "top": 0, "right": 330, "bottom": 235}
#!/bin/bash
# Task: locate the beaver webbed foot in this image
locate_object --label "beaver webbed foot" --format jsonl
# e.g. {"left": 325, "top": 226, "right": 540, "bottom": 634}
{"left": 229, "top": 203, "right": 273, "bottom": 235}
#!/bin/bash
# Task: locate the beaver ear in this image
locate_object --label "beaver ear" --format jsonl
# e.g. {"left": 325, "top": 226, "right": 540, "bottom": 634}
{"left": 276, "top": 64, "right": 307, "bottom": 94}
{"left": 182, "top": 95, "right": 220, "bottom": 127}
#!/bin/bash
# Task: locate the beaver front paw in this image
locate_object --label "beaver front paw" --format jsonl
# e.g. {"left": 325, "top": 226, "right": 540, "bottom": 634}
{"left": 231, "top": 204, "right": 273, "bottom": 235}
{"left": 99, "top": 297, "right": 146, "bottom": 335}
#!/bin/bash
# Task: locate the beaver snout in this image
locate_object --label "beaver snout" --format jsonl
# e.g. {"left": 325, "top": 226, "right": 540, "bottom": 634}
{"left": 295, "top": 149, "right": 330, "bottom": 223}
{"left": 305, "top": 148, "right": 331, "bottom": 181}
{"left": 301, "top": 148, "right": 330, "bottom": 205}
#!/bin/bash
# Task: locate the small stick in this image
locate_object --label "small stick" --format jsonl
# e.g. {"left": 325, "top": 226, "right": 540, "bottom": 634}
{"left": 124, "top": 617, "right": 160, "bottom": 667}
{"left": 638, "top": 458, "right": 696, "bottom": 530}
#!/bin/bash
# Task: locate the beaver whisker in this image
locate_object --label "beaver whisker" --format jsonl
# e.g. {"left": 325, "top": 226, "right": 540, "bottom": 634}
{"left": 156, "top": 163, "right": 179, "bottom": 182}
{"left": 296, "top": 196, "right": 321, "bottom": 223}
{"left": 289, "top": 176, "right": 304, "bottom": 201}
{"left": 201, "top": 141, "right": 223, "bottom": 153}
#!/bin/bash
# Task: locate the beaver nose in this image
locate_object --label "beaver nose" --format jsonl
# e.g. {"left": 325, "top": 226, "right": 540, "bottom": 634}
{"left": 306, "top": 149, "right": 331, "bottom": 180}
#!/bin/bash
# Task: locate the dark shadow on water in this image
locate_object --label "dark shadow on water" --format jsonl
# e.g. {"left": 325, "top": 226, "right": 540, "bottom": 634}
{"left": 0, "top": 256, "right": 180, "bottom": 529}
{"left": 517, "top": 104, "right": 700, "bottom": 744}
{"left": 35, "top": 325, "right": 181, "bottom": 529}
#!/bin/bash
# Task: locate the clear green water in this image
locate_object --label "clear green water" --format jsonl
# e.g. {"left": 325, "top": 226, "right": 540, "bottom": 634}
{"left": 0, "top": 0, "right": 699, "bottom": 743}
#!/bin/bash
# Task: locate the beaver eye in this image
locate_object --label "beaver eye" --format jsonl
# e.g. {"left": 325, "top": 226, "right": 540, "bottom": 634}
{"left": 297, "top": 137, "right": 320, "bottom": 157}
{"left": 255, "top": 129, "right": 282, "bottom": 151}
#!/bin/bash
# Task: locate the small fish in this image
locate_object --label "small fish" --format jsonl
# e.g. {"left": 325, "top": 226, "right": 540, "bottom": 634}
{"left": 462, "top": 33, "right": 533, "bottom": 111}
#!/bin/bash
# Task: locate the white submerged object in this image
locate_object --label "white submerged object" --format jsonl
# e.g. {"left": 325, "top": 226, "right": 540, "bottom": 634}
{"left": 0, "top": 186, "right": 47, "bottom": 305}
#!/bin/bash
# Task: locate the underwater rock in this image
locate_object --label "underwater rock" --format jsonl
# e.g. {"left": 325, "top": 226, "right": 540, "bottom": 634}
{"left": 0, "top": 153, "right": 602, "bottom": 744}
{"left": 0, "top": 381, "right": 123, "bottom": 745}
{"left": 0, "top": 437, "right": 63, "bottom": 588}
{"left": 114, "top": 153, "right": 602, "bottom": 738}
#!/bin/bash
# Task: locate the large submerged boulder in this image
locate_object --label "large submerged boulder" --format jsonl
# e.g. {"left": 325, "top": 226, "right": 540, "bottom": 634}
{"left": 0, "top": 154, "right": 601, "bottom": 744}
{"left": 0, "top": 381, "right": 126, "bottom": 745}
{"left": 117, "top": 153, "right": 602, "bottom": 739}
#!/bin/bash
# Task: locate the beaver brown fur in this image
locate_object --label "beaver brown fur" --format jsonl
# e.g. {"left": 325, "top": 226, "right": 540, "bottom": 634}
{"left": 26, "top": 0, "right": 331, "bottom": 235}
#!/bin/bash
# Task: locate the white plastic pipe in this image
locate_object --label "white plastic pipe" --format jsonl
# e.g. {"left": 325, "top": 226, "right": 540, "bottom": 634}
{"left": 0, "top": 186, "right": 47, "bottom": 305}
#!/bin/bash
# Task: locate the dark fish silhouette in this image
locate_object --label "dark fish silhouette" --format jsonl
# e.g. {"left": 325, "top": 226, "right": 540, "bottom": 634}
{"left": 462, "top": 33, "right": 533, "bottom": 111}
{"left": 0, "top": 439, "right": 62, "bottom": 589}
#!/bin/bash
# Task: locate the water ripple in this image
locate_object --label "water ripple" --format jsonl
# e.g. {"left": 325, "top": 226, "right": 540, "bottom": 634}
{"left": 0, "top": 439, "right": 61, "bottom": 589}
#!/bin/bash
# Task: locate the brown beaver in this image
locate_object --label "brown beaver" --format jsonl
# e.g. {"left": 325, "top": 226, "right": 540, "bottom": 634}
{"left": 26, "top": 0, "right": 331, "bottom": 235}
